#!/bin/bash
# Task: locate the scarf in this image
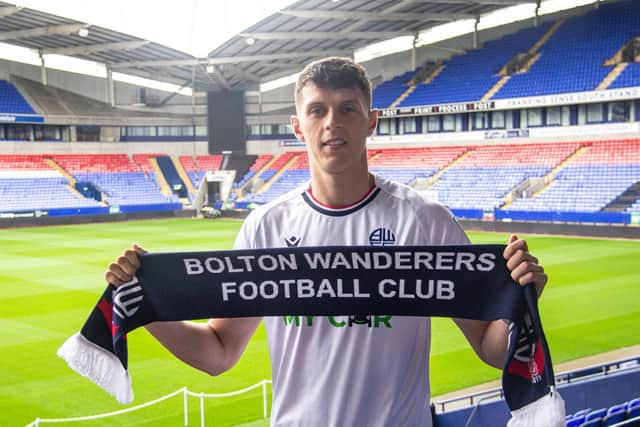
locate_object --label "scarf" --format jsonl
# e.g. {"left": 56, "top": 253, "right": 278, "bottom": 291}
{"left": 58, "top": 244, "right": 564, "bottom": 426}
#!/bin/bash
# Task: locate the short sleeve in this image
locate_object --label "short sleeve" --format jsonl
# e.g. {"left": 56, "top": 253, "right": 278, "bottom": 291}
{"left": 233, "top": 210, "right": 259, "bottom": 250}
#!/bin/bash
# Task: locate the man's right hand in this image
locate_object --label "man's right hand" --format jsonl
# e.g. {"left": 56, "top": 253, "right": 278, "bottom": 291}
{"left": 104, "top": 244, "right": 147, "bottom": 287}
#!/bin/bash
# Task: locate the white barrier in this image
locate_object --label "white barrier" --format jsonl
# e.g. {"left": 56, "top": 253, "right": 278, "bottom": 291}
{"left": 26, "top": 379, "right": 272, "bottom": 427}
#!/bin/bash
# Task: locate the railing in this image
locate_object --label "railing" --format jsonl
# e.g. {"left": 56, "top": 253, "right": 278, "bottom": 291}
{"left": 26, "top": 379, "right": 272, "bottom": 427}
{"left": 433, "top": 357, "right": 639, "bottom": 413}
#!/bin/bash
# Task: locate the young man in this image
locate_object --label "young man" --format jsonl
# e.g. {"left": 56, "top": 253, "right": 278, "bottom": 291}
{"left": 106, "top": 57, "right": 547, "bottom": 426}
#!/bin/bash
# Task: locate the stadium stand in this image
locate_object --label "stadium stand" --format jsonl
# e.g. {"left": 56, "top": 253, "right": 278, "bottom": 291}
{"left": 371, "top": 70, "right": 416, "bottom": 110}
{"left": 508, "top": 140, "right": 640, "bottom": 213}
{"left": 0, "top": 154, "right": 185, "bottom": 215}
{"left": 495, "top": 1, "right": 640, "bottom": 98}
{"left": 179, "top": 155, "right": 201, "bottom": 188}
{"left": 369, "top": 146, "right": 468, "bottom": 185}
{"left": 430, "top": 142, "right": 580, "bottom": 210}
{"left": 51, "top": 154, "right": 179, "bottom": 208}
{"left": 197, "top": 155, "right": 223, "bottom": 172}
{"left": 397, "top": 23, "right": 554, "bottom": 107}
{"left": 234, "top": 154, "right": 274, "bottom": 189}
{"left": 3, "top": 137, "right": 639, "bottom": 222}
{"left": 0, "top": 154, "right": 102, "bottom": 213}
{"left": 370, "top": 0, "right": 640, "bottom": 110}
{"left": 231, "top": 139, "right": 640, "bottom": 221}
{"left": 610, "top": 62, "right": 640, "bottom": 89}
{"left": 565, "top": 398, "right": 640, "bottom": 426}
{"left": 0, "top": 80, "right": 37, "bottom": 115}
{"left": 243, "top": 152, "right": 309, "bottom": 205}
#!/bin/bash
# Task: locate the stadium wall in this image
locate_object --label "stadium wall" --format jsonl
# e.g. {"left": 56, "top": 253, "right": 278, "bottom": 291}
{"left": 0, "top": 207, "right": 194, "bottom": 229}
{"left": 461, "top": 219, "right": 640, "bottom": 239}
{"left": 0, "top": 140, "right": 209, "bottom": 156}
{"left": 246, "top": 122, "right": 640, "bottom": 155}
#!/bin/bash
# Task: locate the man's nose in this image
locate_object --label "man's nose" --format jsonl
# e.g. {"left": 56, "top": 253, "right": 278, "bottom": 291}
{"left": 324, "top": 108, "right": 342, "bottom": 129}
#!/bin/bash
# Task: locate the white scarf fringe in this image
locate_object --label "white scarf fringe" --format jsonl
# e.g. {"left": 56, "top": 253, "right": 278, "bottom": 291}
{"left": 57, "top": 333, "right": 134, "bottom": 404}
{"left": 507, "top": 389, "right": 566, "bottom": 427}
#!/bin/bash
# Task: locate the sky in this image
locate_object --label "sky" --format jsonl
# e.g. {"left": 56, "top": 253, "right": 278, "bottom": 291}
{"left": 12, "top": 0, "right": 297, "bottom": 57}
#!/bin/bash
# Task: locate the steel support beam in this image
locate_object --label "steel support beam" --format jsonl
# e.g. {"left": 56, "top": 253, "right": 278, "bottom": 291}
{"left": 240, "top": 31, "right": 412, "bottom": 40}
{"left": 111, "top": 50, "right": 352, "bottom": 68}
{"left": 106, "top": 64, "right": 115, "bottom": 107}
{"left": 0, "top": 24, "right": 87, "bottom": 41}
{"left": 0, "top": 5, "right": 21, "bottom": 18}
{"left": 404, "top": 0, "right": 532, "bottom": 4}
{"left": 38, "top": 49, "right": 47, "bottom": 86}
{"left": 42, "top": 40, "right": 149, "bottom": 56}
{"left": 280, "top": 10, "right": 474, "bottom": 21}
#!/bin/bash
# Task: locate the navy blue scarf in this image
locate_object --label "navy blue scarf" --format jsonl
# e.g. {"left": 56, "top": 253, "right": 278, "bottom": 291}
{"left": 58, "top": 244, "right": 563, "bottom": 424}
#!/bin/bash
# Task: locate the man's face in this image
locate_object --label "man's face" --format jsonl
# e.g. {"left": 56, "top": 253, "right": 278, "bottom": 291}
{"left": 291, "top": 83, "right": 378, "bottom": 177}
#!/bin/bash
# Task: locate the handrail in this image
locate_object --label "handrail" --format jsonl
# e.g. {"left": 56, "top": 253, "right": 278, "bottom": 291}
{"left": 26, "top": 380, "right": 273, "bottom": 427}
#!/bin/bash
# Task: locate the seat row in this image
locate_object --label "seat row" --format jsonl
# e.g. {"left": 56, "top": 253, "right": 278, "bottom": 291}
{"left": 566, "top": 396, "right": 640, "bottom": 426}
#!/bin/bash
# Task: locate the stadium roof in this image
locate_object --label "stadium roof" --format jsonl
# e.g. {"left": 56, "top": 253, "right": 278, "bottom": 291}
{"left": 0, "top": 0, "right": 603, "bottom": 93}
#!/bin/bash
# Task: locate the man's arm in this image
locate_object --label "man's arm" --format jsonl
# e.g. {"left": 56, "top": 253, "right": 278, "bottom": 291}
{"left": 454, "top": 234, "right": 548, "bottom": 369}
{"left": 145, "top": 317, "right": 262, "bottom": 376}
{"left": 105, "top": 244, "right": 260, "bottom": 376}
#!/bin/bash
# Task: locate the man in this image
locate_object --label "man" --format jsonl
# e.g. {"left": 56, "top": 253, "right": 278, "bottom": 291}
{"left": 106, "top": 57, "right": 547, "bottom": 426}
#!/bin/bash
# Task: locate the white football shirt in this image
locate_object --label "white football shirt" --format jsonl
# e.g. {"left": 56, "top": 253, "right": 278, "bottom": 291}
{"left": 234, "top": 175, "right": 469, "bottom": 427}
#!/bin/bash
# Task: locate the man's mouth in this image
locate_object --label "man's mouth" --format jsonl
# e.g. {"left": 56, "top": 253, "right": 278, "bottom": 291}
{"left": 323, "top": 139, "right": 347, "bottom": 147}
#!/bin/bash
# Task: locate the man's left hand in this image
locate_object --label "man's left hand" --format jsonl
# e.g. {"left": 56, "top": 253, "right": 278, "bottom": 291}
{"left": 503, "top": 234, "right": 547, "bottom": 297}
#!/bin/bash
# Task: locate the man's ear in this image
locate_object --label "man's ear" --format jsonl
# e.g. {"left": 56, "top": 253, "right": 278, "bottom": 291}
{"left": 291, "top": 115, "right": 305, "bottom": 142}
{"left": 367, "top": 109, "right": 379, "bottom": 136}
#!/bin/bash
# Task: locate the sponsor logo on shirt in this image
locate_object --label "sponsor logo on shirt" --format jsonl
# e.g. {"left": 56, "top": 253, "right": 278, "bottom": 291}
{"left": 283, "top": 315, "right": 393, "bottom": 329}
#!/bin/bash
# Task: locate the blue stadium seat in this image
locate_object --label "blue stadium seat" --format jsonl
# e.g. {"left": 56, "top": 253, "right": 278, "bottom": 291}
{"left": 628, "top": 405, "right": 640, "bottom": 420}
{"left": 585, "top": 407, "right": 608, "bottom": 423}
{"left": 0, "top": 80, "right": 37, "bottom": 114}
{"left": 566, "top": 415, "right": 586, "bottom": 427}
{"left": 581, "top": 418, "right": 603, "bottom": 427}
{"left": 575, "top": 408, "right": 594, "bottom": 417}
{"left": 603, "top": 403, "right": 628, "bottom": 426}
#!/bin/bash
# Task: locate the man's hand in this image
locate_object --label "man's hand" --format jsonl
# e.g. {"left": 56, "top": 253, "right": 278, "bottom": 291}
{"left": 503, "top": 234, "right": 547, "bottom": 297}
{"left": 104, "top": 244, "right": 147, "bottom": 287}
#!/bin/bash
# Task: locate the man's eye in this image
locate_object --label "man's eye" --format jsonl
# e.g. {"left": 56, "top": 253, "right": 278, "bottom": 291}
{"left": 343, "top": 105, "right": 356, "bottom": 112}
{"left": 309, "top": 107, "right": 324, "bottom": 115}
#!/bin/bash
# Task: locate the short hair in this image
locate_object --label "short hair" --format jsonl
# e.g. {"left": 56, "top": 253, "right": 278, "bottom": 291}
{"left": 295, "top": 57, "right": 372, "bottom": 109}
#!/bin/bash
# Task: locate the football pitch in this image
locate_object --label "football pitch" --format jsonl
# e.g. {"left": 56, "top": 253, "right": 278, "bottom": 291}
{"left": 1, "top": 218, "right": 638, "bottom": 426}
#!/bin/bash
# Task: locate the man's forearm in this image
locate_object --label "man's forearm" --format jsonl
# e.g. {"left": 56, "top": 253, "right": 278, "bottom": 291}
{"left": 145, "top": 321, "right": 230, "bottom": 376}
{"left": 478, "top": 319, "right": 510, "bottom": 369}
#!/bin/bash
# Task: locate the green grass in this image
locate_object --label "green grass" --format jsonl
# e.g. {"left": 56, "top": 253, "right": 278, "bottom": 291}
{"left": 1, "top": 219, "right": 638, "bottom": 426}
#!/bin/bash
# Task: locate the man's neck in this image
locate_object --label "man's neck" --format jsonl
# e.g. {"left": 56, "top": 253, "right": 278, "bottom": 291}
{"left": 309, "top": 171, "right": 374, "bottom": 207}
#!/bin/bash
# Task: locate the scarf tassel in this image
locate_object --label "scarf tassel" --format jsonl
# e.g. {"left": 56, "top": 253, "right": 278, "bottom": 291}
{"left": 57, "top": 333, "right": 133, "bottom": 404}
{"left": 507, "top": 388, "right": 566, "bottom": 427}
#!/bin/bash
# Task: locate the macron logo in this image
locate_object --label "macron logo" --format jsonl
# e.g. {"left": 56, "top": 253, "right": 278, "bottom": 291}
{"left": 285, "top": 236, "right": 301, "bottom": 247}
